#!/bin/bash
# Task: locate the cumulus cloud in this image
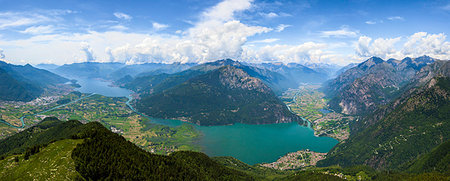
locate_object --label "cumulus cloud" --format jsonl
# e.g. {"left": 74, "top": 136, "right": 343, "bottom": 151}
{"left": 402, "top": 32, "right": 450, "bottom": 59}
{"left": 355, "top": 32, "right": 450, "bottom": 60}
{"left": 355, "top": 36, "right": 401, "bottom": 59}
{"left": 276, "top": 24, "right": 291, "bottom": 32}
{"left": 320, "top": 26, "right": 359, "bottom": 38}
{"left": 201, "top": 0, "right": 252, "bottom": 22}
{"left": 152, "top": 22, "right": 169, "bottom": 31}
{"left": 242, "top": 42, "right": 336, "bottom": 64}
{"left": 106, "top": 0, "right": 270, "bottom": 64}
{"left": 114, "top": 12, "right": 132, "bottom": 20}
{"left": 80, "top": 42, "right": 95, "bottom": 62}
{"left": 20, "top": 25, "right": 55, "bottom": 34}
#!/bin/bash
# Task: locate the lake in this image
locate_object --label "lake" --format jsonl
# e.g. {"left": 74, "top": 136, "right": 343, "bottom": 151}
{"left": 74, "top": 77, "right": 132, "bottom": 97}
{"left": 74, "top": 77, "right": 338, "bottom": 165}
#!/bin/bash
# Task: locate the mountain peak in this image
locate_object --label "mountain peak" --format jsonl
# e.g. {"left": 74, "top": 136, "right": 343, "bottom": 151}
{"left": 218, "top": 65, "right": 269, "bottom": 92}
{"left": 208, "top": 59, "right": 241, "bottom": 66}
{"left": 357, "top": 57, "right": 384, "bottom": 70}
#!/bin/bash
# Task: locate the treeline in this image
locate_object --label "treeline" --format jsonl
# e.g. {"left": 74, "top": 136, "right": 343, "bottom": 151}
{"left": 0, "top": 117, "right": 85, "bottom": 156}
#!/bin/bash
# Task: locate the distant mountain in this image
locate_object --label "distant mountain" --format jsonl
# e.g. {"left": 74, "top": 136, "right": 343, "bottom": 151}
{"left": 0, "top": 61, "right": 68, "bottom": 101}
{"left": 136, "top": 65, "right": 305, "bottom": 126}
{"left": 34, "top": 63, "right": 59, "bottom": 70}
{"left": 324, "top": 56, "right": 436, "bottom": 115}
{"left": 109, "top": 62, "right": 196, "bottom": 81}
{"left": 303, "top": 62, "right": 343, "bottom": 79}
{"left": 253, "top": 62, "right": 329, "bottom": 85}
{"left": 318, "top": 60, "right": 449, "bottom": 170}
{"left": 125, "top": 59, "right": 295, "bottom": 95}
{"left": 53, "top": 62, "right": 125, "bottom": 79}
{"left": 334, "top": 63, "right": 358, "bottom": 78}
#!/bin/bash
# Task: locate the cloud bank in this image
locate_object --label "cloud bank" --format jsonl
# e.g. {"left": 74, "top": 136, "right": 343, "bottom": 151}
{"left": 356, "top": 32, "right": 450, "bottom": 60}
{"left": 0, "top": 0, "right": 448, "bottom": 66}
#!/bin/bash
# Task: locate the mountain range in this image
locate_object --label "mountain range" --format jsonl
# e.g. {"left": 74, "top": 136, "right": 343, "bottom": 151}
{"left": 324, "top": 56, "right": 436, "bottom": 115}
{"left": 318, "top": 58, "right": 449, "bottom": 172}
{"left": 1, "top": 117, "right": 445, "bottom": 180}
{"left": 0, "top": 61, "right": 68, "bottom": 101}
{"left": 136, "top": 65, "right": 304, "bottom": 126}
{"left": 130, "top": 59, "right": 305, "bottom": 126}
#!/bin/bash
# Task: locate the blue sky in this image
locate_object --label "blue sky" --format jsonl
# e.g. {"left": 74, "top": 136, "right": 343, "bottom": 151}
{"left": 0, "top": 0, "right": 449, "bottom": 65}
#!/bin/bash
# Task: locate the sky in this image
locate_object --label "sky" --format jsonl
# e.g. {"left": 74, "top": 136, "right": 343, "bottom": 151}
{"left": 0, "top": 0, "right": 449, "bottom": 66}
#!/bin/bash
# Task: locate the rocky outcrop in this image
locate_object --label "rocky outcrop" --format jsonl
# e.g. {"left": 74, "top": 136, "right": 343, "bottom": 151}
{"left": 325, "top": 56, "right": 436, "bottom": 115}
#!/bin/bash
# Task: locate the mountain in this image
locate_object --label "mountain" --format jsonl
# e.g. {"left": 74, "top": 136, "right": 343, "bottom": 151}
{"left": 303, "top": 62, "right": 343, "bottom": 79}
{"left": 136, "top": 65, "right": 305, "bottom": 126}
{"left": 1, "top": 117, "right": 445, "bottom": 180}
{"left": 125, "top": 59, "right": 295, "bottom": 95}
{"left": 324, "top": 56, "right": 435, "bottom": 115}
{"left": 52, "top": 61, "right": 197, "bottom": 83}
{"left": 318, "top": 60, "right": 449, "bottom": 170}
{"left": 53, "top": 62, "right": 125, "bottom": 79}
{"left": 0, "top": 117, "right": 253, "bottom": 180}
{"left": 0, "top": 61, "right": 68, "bottom": 101}
{"left": 34, "top": 63, "right": 59, "bottom": 70}
{"left": 334, "top": 63, "right": 358, "bottom": 78}
{"left": 0, "top": 67, "right": 40, "bottom": 101}
{"left": 404, "top": 140, "right": 449, "bottom": 174}
{"left": 253, "top": 62, "right": 329, "bottom": 85}
{"left": 109, "top": 62, "right": 196, "bottom": 81}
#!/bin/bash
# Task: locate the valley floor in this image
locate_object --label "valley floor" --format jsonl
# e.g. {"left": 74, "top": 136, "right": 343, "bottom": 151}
{"left": 1, "top": 84, "right": 350, "bottom": 170}
{"left": 261, "top": 85, "right": 354, "bottom": 170}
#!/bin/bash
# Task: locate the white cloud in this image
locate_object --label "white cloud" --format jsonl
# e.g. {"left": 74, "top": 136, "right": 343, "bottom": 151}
{"left": 80, "top": 42, "right": 95, "bottom": 62}
{"left": 249, "top": 38, "right": 279, "bottom": 43}
{"left": 355, "top": 32, "right": 450, "bottom": 60}
{"left": 114, "top": 12, "right": 132, "bottom": 20}
{"left": 402, "top": 32, "right": 450, "bottom": 59}
{"left": 355, "top": 36, "right": 402, "bottom": 59}
{"left": 20, "top": 25, "right": 55, "bottom": 34}
{"left": 365, "top": 20, "right": 376, "bottom": 25}
{"left": 320, "top": 26, "right": 359, "bottom": 38}
{"left": 202, "top": 0, "right": 252, "bottom": 22}
{"left": 241, "top": 42, "right": 342, "bottom": 64}
{"left": 275, "top": 24, "right": 291, "bottom": 32}
{"left": 152, "top": 22, "right": 169, "bottom": 31}
{"left": 387, "top": 16, "right": 404, "bottom": 21}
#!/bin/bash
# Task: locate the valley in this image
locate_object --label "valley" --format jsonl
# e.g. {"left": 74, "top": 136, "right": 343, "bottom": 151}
{"left": 281, "top": 85, "right": 353, "bottom": 141}
{"left": 0, "top": 76, "right": 339, "bottom": 165}
{"left": 0, "top": 56, "right": 448, "bottom": 180}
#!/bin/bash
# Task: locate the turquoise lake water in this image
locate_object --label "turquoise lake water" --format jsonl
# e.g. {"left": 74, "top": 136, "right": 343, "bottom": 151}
{"left": 74, "top": 77, "right": 339, "bottom": 165}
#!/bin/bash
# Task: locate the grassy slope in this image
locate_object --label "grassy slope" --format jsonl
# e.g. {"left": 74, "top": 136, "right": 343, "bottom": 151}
{"left": 0, "top": 139, "right": 83, "bottom": 180}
